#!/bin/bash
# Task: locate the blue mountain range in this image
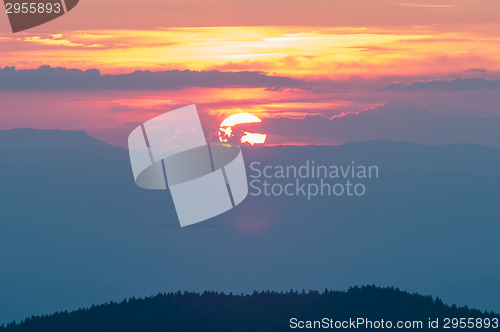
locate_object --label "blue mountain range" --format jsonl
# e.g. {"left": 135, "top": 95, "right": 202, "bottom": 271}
{"left": 0, "top": 128, "right": 499, "bottom": 324}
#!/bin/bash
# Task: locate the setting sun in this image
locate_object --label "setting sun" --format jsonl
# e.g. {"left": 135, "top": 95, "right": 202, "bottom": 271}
{"left": 219, "top": 113, "right": 267, "bottom": 145}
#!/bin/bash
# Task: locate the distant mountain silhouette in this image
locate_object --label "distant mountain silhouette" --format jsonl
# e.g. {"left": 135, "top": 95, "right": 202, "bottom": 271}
{"left": 1, "top": 286, "right": 498, "bottom": 331}
{"left": 0, "top": 128, "right": 111, "bottom": 149}
{"left": 1, "top": 129, "right": 500, "bottom": 324}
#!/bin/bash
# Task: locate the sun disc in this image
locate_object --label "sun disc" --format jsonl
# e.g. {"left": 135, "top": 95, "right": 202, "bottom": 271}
{"left": 219, "top": 113, "right": 267, "bottom": 145}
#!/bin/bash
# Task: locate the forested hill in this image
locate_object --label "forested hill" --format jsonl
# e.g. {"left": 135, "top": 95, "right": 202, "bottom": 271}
{"left": 1, "top": 286, "right": 498, "bottom": 331}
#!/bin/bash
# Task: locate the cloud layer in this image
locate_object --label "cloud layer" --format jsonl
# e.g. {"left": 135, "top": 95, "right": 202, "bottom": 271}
{"left": 385, "top": 78, "right": 500, "bottom": 91}
{"left": 0, "top": 66, "right": 307, "bottom": 91}
{"left": 240, "top": 100, "right": 500, "bottom": 148}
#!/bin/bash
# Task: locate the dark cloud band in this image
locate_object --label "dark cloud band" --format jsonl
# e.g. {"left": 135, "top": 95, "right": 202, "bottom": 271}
{"left": 0, "top": 66, "right": 307, "bottom": 91}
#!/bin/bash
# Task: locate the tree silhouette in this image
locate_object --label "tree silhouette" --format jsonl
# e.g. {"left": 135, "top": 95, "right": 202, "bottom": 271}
{"left": 1, "top": 286, "right": 497, "bottom": 331}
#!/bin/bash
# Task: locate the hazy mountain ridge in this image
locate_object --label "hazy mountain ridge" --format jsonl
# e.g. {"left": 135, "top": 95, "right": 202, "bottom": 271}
{"left": 0, "top": 129, "right": 499, "bottom": 324}
{"left": 0, "top": 129, "right": 113, "bottom": 149}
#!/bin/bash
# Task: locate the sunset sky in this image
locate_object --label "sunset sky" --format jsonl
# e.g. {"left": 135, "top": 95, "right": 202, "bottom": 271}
{"left": 1, "top": 0, "right": 500, "bottom": 146}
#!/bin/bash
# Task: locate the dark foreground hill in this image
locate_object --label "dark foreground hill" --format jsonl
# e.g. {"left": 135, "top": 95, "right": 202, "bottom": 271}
{"left": 1, "top": 286, "right": 498, "bottom": 331}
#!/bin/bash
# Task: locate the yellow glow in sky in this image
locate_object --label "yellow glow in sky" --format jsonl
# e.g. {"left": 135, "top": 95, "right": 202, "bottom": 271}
{"left": 1, "top": 25, "right": 500, "bottom": 79}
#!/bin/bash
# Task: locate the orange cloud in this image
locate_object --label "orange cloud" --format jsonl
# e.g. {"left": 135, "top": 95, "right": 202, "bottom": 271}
{"left": 24, "top": 36, "right": 84, "bottom": 47}
{"left": 1, "top": 25, "right": 499, "bottom": 79}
